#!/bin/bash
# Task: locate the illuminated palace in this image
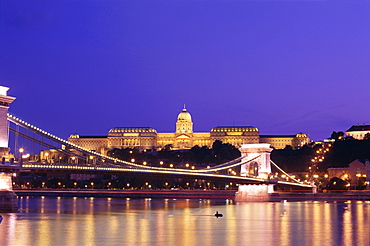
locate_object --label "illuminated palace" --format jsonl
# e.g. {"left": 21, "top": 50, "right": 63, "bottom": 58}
{"left": 68, "top": 107, "right": 309, "bottom": 154}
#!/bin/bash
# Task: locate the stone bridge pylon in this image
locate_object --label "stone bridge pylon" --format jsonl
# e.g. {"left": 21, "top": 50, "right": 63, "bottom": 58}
{"left": 236, "top": 143, "right": 274, "bottom": 202}
{"left": 0, "top": 86, "right": 17, "bottom": 212}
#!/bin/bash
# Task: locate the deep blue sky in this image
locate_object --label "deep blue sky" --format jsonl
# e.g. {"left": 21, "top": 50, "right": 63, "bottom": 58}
{"left": 1, "top": 1, "right": 370, "bottom": 141}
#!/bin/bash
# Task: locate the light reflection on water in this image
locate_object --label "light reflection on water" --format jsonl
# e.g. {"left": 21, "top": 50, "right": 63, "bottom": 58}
{"left": 0, "top": 197, "right": 368, "bottom": 246}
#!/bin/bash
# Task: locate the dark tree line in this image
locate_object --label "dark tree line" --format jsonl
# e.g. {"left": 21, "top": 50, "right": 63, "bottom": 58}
{"left": 271, "top": 145, "right": 319, "bottom": 173}
{"left": 322, "top": 138, "right": 370, "bottom": 169}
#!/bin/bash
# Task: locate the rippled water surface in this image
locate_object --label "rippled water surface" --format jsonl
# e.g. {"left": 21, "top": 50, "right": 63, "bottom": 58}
{"left": 0, "top": 197, "right": 369, "bottom": 246}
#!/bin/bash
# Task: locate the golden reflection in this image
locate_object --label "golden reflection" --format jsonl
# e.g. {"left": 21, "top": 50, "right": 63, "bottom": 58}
{"left": 2, "top": 198, "right": 370, "bottom": 245}
{"left": 73, "top": 196, "right": 77, "bottom": 215}
{"left": 40, "top": 195, "right": 45, "bottom": 214}
{"left": 125, "top": 211, "right": 139, "bottom": 243}
{"left": 106, "top": 197, "right": 112, "bottom": 215}
{"left": 342, "top": 203, "right": 352, "bottom": 245}
{"left": 36, "top": 215, "right": 51, "bottom": 246}
{"left": 180, "top": 208, "right": 193, "bottom": 245}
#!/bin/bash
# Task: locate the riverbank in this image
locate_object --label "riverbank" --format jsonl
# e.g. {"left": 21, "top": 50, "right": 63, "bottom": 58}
{"left": 13, "top": 189, "right": 370, "bottom": 201}
{"left": 272, "top": 191, "right": 370, "bottom": 202}
{"left": 13, "top": 189, "right": 237, "bottom": 199}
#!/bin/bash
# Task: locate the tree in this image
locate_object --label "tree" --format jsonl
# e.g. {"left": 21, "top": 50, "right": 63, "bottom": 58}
{"left": 162, "top": 144, "right": 173, "bottom": 151}
{"left": 330, "top": 131, "right": 344, "bottom": 140}
{"left": 326, "top": 177, "right": 348, "bottom": 190}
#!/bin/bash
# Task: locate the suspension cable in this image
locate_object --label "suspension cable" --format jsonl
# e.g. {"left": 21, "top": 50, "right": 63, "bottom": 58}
{"left": 270, "top": 159, "right": 302, "bottom": 184}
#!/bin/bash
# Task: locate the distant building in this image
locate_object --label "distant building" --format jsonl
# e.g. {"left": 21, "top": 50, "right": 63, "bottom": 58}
{"left": 68, "top": 107, "right": 309, "bottom": 154}
{"left": 260, "top": 133, "right": 309, "bottom": 149}
{"left": 345, "top": 124, "right": 370, "bottom": 140}
{"left": 327, "top": 159, "right": 368, "bottom": 189}
{"left": 348, "top": 160, "right": 367, "bottom": 187}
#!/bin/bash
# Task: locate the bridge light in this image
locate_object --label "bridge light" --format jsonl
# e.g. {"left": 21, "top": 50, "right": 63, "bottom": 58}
{"left": 159, "top": 161, "right": 164, "bottom": 165}
{"left": 169, "top": 164, "right": 173, "bottom": 168}
{"left": 143, "top": 161, "right": 147, "bottom": 165}
{"left": 185, "top": 163, "right": 189, "bottom": 168}
{"left": 191, "top": 166, "right": 195, "bottom": 170}
{"left": 131, "top": 158, "right": 135, "bottom": 162}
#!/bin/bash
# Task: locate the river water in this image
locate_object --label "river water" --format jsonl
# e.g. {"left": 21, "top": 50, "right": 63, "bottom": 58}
{"left": 0, "top": 197, "right": 369, "bottom": 246}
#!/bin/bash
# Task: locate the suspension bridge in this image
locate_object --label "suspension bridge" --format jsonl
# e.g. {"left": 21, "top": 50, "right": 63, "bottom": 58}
{"left": 0, "top": 86, "right": 314, "bottom": 210}
{"left": 5, "top": 113, "right": 313, "bottom": 187}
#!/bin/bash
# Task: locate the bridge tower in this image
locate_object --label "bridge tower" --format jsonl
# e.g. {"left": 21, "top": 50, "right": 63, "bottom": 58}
{"left": 0, "top": 86, "right": 17, "bottom": 211}
{"left": 239, "top": 143, "right": 272, "bottom": 179}
{"left": 235, "top": 143, "right": 275, "bottom": 202}
{"left": 0, "top": 86, "right": 15, "bottom": 159}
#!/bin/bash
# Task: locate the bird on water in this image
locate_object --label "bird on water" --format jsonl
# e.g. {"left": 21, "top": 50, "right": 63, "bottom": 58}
{"left": 215, "top": 211, "right": 223, "bottom": 218}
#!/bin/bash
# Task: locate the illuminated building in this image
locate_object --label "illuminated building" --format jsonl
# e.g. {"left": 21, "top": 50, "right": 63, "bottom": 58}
{"left": 327, "top": 159, "right": 369, "bottom": 189}
{"left": 345, "top": 124, "right": 370, "bottom": 140}
{"left": 68, "top": 107, "right": 309, "bottom": 154}
{"left": 259, "top": 133, "right": 309, "bottom": 149}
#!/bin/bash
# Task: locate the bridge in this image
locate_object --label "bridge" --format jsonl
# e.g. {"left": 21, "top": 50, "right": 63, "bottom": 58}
{"left": 0, "top": 86, "right": 314, "bottom": 210}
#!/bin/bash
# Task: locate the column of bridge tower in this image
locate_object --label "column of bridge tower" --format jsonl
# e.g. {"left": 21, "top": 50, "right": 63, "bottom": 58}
{"left": 0, "top": 86, "right": 17, "bottom": 211}
{"left": 235, "top": 144, "right": 275, "bottom": 202}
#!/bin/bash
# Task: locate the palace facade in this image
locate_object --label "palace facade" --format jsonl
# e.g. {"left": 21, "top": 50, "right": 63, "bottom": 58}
{"left": 345, "top": 124, "right": 370, "bottom": 140}
{"left": 68, "top": 107, "right": 309, "bottom": 154}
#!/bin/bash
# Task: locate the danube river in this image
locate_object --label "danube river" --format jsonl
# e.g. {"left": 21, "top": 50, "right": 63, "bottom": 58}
{"left": 0, "top": 197, "right": 369, "bottom": 246}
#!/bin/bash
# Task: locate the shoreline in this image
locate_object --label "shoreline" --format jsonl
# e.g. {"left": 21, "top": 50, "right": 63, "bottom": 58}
{"left": 13, "top": 189, "right": 370, "bottom": 201}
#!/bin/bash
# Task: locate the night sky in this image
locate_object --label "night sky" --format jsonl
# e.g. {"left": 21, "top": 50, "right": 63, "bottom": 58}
{"left": 1, "top": 1, "right": 370, "bottom": 142}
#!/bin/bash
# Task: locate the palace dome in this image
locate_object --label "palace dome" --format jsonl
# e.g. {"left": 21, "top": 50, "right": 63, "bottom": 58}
{"left": 177, "top": 107, "right": 192, "bottom": 122}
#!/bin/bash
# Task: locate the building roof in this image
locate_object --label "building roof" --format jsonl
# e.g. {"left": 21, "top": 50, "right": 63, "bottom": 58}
{"left": 346, "top": 125, "right": 370, "bottom": 132}
{"left": 109, "top": 127, "right": 157, "bottom": 133}
{"left": 177, "top": 107, "right": 192, "bottom": 122}
{"left": 211, "top": 126, "right": 258, "bottom": 132}
{"left": 260, "top": 135, "right": 296, "bottom": 138}
{"left": 69, "top": 135, "right": 107, "bottom": 139}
